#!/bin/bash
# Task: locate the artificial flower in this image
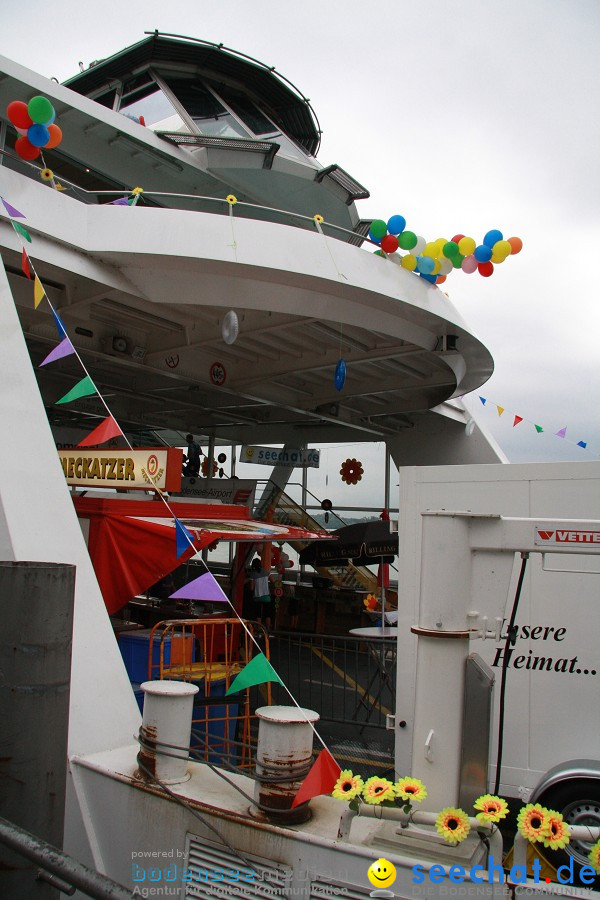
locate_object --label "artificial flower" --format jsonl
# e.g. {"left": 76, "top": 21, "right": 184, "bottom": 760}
{"left": 473, "top": 794, "right": 509, "bottom": 824}
{"left": 435, "top": 807, "right": 471, "bottom": 845}
{"left": 541, "top": 811, "right": 570, "bottom": 851}
{"left": 313, "top": 214, "right": 324, "bottom": 223}
{"left": 40, "top": 168, "right": 54, "bottom": 181}
{"left": 395, "top": 777, "right": 428, "bottom": 804}
{"left": 588, "top": 839, "right": 600, "bottom": 874}
{"left": 226, "top": 194, "right": 237, "bottom": 205}
{"left": 340, "top": 458, "right": 364, "bottom": 485}
{"left": 362, "top": 776, "right": 396, "bottom": 805}
{"left": 131, "top": 186, "right": 144, "bottom": 195}
{"left": 331, "top": 769, "right": 364, "bottom": 801}
{"left": 517, "top": 803, "right": 550, "bottom": 842}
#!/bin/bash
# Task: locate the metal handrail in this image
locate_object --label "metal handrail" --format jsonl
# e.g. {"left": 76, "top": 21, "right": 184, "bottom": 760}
{"left": 0, "top": 815, "right": 133, "bottom": 898}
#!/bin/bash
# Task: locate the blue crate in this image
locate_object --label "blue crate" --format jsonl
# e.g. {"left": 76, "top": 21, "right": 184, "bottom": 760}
{"left": 192, "top": 678, "right": 239, "bottom": 766}
{"left": 117, "top": 629, "right": 195, "bottom": 683}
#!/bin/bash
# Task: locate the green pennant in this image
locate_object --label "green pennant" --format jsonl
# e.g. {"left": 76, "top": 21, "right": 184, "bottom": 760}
{"left": 56, "top": 375, "right": 96, "bottom": 405}
{"left": 534, "top": 425, "right": 544, "bottom": 433}
{"left": 225, "top": 652, "right": 283, "bottom": 695}
{"left": 12, "top": 221, "right": 32, "bottom": 243}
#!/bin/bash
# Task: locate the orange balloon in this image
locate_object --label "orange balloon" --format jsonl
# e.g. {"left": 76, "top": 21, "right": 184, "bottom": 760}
{"left": 44, "top": 124, "right": 62, "bottom": 149}
{"left": 507, "top": 236, "right": 523, "bottom": 255}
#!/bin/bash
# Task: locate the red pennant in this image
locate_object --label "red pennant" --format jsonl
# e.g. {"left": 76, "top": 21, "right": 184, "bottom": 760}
{"left": 291, "top": 748, "right": 340, "bottom": 809}
{"left": 77, "top": 416, "right": 122, "bottom": 447}
{"left": 513, "top": 415, "right": 523, "bottom": 427}
{"left": 22, "top": 248, "right": 31, "bottom": 279}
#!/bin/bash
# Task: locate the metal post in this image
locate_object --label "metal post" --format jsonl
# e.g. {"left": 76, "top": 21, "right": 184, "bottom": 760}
{"left": 0, "top": 561, "right": 75, "bottom": 899}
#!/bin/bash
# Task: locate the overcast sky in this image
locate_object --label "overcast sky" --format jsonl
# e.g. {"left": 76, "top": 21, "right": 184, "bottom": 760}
{"left": 1, "top": 0, "right": 599, "bottom": 507}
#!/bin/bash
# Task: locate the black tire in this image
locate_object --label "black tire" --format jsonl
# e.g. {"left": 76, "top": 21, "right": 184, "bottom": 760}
{"left": 537, "top": 778, "right": 600, "bottom": 888}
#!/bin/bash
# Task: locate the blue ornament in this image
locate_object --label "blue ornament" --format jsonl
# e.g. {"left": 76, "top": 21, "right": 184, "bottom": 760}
{"left": 334, "top": 358, "right": 346, "bottom": 391}
{"left": 387, "top": 214, "right": 406, "bottom": 235}
{"left": 474, "top": 244, "right": 492, "bottom": 262}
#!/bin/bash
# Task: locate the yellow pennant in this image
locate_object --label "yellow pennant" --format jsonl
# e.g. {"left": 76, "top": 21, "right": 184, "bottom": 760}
{"left": 496, "top": 405, "right": 505, "bottom": 417}
{"left": 34, "top": 275, "right": 45, "bottom": 309}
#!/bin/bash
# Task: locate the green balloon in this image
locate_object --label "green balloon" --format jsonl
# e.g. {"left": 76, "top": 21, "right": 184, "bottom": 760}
{"left": 370, "top": 219, "right": 388, "bottom": 239}
{"left": 374, "top": 249, "right": 386, "bottom": 258}
{"left": 452, "top": 254, "right": 465, "bottom": 268}
{"left": 398, "top": 230, "right": 417, "bottom": 250}
{"left": 28, "top": 95, "right": 54, "bottom": 125}
{"left": 443, "top": 241, "right": 460, "bottom": 259}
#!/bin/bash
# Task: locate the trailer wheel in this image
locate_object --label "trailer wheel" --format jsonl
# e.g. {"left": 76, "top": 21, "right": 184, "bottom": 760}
{"left": 537, "top": 779, "right": 600, "bottom": 887}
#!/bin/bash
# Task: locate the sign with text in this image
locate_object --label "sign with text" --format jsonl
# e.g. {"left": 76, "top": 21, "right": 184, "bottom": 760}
{"left": 535, "top": 528, "right": 600, "bottom": 546}
{"left": 58, "top": 448, "right": 182, "bottom": 491}
{"left": 239, "top": 446, "right": 320, "bottom": 468}
{"left": 178, "top": 478, "right": 256, "bottom": 507}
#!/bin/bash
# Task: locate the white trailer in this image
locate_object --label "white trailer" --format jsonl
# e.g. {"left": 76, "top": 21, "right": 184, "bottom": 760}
{"left": 395, "top": 460, "right": 600, "bottom": 875}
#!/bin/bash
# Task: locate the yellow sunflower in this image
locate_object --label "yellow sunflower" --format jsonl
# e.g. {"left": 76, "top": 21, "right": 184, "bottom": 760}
{"left": 331, "top": 769, "right": 364, "bottom": 801}
{"left": 395, "top": 777, "right": 428, "bottom": 804}
{"left": 473, "top": 794, "right": 509, "bottom": 824}
{"left": 40, "top": 168, "right": 54, "bottom": 181}
{"left": 541, "top": 811, "right": 570, "bottom": 851}
{"left": 313, "top": 214, "right": 324, "bottom": 223}
{"left": 588, "top": 839, "right": 600, "bottom": 874}
{"left": 517, "top": 803, "right": 550, "bottom": 842}
{"left": 362, "top": 776, "right": 396, "bottom": 805}
{"left": 131, "top": 186, "right": 144, "bottom": 195}
{"left": 435, "top": 807, "right": 471, "bottom": 845}
{"left": 226, "top": 194, "right": 237, "bottom": 205}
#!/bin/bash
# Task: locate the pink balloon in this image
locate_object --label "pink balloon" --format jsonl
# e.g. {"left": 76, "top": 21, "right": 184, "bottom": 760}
{"left": 461, "top": 255, "right": 477, "bottom": 274}
{"left": 15, "top": 126, "right": 28, "bottom": 136}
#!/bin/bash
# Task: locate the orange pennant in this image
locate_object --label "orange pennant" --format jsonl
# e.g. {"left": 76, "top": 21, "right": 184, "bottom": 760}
{"left": 33, "top": 276, "right": 45, "bottom": 309}
{"left": 496, "top": 406, "right": 505, "bottom": 417}
{"left": 291, "top": 748, "right": 341, "bottom": 809}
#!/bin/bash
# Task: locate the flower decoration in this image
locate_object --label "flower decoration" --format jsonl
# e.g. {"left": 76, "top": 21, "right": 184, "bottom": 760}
{"left": 473, "top": 794, "right": 509, "bottom": 824}
{"left": 395, "top": 777, "right": 428, "bottom": 805}
{"left": 131, "top": 186, "right": 144, "bottom": 195}
{"left": 362, "top": 776, "right": 396, "bottom": 805}
{"left": 313, "top": 214, "right": 324, "bottom": 223}
{"left": 201, "top": 457, "right": 218, "bottom": 478}
{"left": 363, "top": 594, "right": 378, "bottom": 610}
{"left": 226, "top": 194, "right": 237, "bottom": 205}
{"left": 435, "top": 807, "right": 471, "bottom": 845}
{"left": 588, "top": 839, "right": 600, "bottom": 874}
{"left": 340, "top": 458, "right": 364, "bottom": 485}
{"left": 542, "top": 811, "right": 570, "bottom": 851}
{"left": 332, "top": 769, "right": 364, "bottom": 801}
{"left": 40, "top": 168, "right": 54, "bottom": 181}
{"left": 517, "top": 803, "right": 550, "bottom": 842}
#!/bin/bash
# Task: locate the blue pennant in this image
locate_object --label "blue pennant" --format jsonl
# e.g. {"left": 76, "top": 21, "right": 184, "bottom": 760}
{"left": 174, "top": 517, "right": 195, "bottom": 558}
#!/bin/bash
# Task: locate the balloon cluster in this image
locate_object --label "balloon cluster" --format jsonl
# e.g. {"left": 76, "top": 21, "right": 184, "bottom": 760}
{"left": 369, "top": 216, "right": 522, "bottom": 284}
{"left": 7, "top": 96, "right": 63, "bottom": 161}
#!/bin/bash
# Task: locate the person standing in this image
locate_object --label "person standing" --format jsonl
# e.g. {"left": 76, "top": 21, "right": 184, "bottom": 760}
{"left": 247, "top": 558, "right": 273, "bottom": 629}
{"left": 184, "top": 433, "right": 201, "bottom": 477}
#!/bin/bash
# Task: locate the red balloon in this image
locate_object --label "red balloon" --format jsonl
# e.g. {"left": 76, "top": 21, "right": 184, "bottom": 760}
{"left": 45, "top": 124, "right": 62, "bottom": 149}
{"left": 451, "top": 233, "right": 465, "bottom": 244}
{"left": 15, "top": 136, "right": 40, "bottom": 160}
{"left": 7, "top": 100, "right": 32, "bottom": 130}
{"left": 477, "top": 261, "right": 494, "bottom": 278}
{"left": 380, "top": 234, "right": 399, "bottom": 254}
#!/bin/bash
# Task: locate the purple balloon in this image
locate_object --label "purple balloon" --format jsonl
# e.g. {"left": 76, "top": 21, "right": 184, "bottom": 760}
{"left": 462, "top": 255, "right": 478, "bottom": 274}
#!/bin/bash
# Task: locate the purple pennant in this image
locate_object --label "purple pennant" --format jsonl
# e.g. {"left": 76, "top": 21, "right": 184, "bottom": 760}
{"left": 39, "top": 337, "right": 75, "bottom": 367}
{"left": 1, "top": 197, "right": 25, "bottom": 218}
{"left": 555, "top": 427, "right": 567, "bottom": 439}
{"left": 169, "top": 571, "right": 229, "bottom": 603}
{"left": 110, "top": 198, "right": 130, "bottom": 206}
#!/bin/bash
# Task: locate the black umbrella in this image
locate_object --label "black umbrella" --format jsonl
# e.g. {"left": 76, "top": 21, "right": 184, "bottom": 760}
{"left": 299, "top": 519, "right": 397, "bottom": 567}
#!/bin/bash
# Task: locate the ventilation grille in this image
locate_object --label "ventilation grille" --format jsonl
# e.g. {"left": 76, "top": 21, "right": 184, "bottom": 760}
{"left": 184, "top": 833, "right": 292, "bottom": 898}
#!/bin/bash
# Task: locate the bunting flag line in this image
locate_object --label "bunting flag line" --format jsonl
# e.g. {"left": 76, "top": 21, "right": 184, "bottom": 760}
{"left": 56, "top": 374, "right": 96, "bottom": 405}
{"left": 12, "top": 221, "right": 31, "bottom": 243}
{"left": 22, "top": 249, "right": 32, "bottom": 279}
{"left": 77, "top": 415, "right": 122, "bottom": 448}
{"left": 169, "top": 571, "right": 229, "bottom": 603}
{"left": 291, "top": 748, "right": 341, "bottom": 809}
{"left": 1, "top": 197, "right": 25, "bottom": 218}
{"left": 52, "top": 309, "right": 67, "bottom": 338}
{"left": 39, "top": 337, "right": 75, "bottom": 367}
{"left": 174, "top": 517, "right": 196, "bottom": 558}
{"left": 33, "top": 275, "right": 45, "bottom": 309}
{"left": 477, "top": 396, "right": 594, "bottom": 454}
{"left": 225, "top": 653, "right": 283, "bottom": 695}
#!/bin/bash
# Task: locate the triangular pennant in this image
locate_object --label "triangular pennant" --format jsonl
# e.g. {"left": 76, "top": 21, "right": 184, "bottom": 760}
{"left": 577, "top": 441, "right": 587, "bottom": 449}
{"left": 291, "top": 749, "right": 341, "bottom": 809}
{"left": 21, "top": 248, "right": 32, "bottom": 280}
{"left": 169, "top": 571, "right": 229, "bottom": 603}
{"left": 111, "top": 198, "right": 130, "bottom": 206}
{"left": 1, "top": 197, "right": 25, "bottom": 218}
{"left": 174, "top": 517, "right": 195, "bottom": 558}
{"left": 556, "top": 427, "right": 567, "bottom": 439}
{"left": 52, "top": 309, "right": 67, "bottom": 338}
{"left": 513, "top": 415, "right": 523, "bottom": 427}
{"left": 225, "top": 653, "right": 283, "bottom": 695}
{"left": 77, "top": 415, "right": 122, "bottom": 448}
{"left": 55, "top": 183, "right": 67, "bottom": 192}
{"left": 496, "top": 406, "right": 505, "bottom": 417}
{"left": 12, "top": 221, "right": 32, "bottom": 243}
{"left": 39, "top": 337, "right": 75, "bottom": 367}
{"left": 479, "top": 396, "right": 487, "bottom": 405}
{"left": 56, "top": 375, "right": 96, "bottom": 405}
{"left": 534, "top": 425, "right": 544, "bottom": 433}
{"left": 33, "top": 276, "right": 45, "bottom": 309}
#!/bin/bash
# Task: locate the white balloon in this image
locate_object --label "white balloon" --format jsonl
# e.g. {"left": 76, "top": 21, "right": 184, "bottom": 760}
{"left": 413, "top": 235, "right": 426, "bottom": 256}
{"left": 222, "top": 310, "right": 239, "bottom": 345}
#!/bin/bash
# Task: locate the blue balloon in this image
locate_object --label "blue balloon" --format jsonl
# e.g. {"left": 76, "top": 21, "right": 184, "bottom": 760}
{"left": 369, "top": 232, "right": 382, "bottom": 244}
{"left": 27, "top": 123, "right": 50, "bottom": 147}
{"left": 42, "top": 109, "right": 56, "bottom": 126}
{"left": 474, "top": 244, "right": 492, "bottom": 262}
{"left": 387, "top": 214, "right": 406, "bottom": 235}
{"left": 334, "top": 358, "right": 346, "bottom": 392}
{"left": 419, "top": 272, "right": 437, "bottom": 284}
{"left": 483, "top": 229, "right": 503, "bottom": 248}
{"left": 416, "top": 256, "right": 434, "bottom": 275}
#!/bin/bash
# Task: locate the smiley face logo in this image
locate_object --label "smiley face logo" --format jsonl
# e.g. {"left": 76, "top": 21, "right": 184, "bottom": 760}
{"left": 367, "top": 858, "right": 396, "bottom": 889}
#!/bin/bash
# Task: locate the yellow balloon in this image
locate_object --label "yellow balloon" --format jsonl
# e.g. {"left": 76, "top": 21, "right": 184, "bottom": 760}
{"left": 432, "top": 259, "right": 441, "bottom": 274}
{"left": 401, "top": 254, "right": 417, "bottom": 271}
{"left": 367, "top": 859, "right": 397, "bottom": 889}
{"left": 493, "top": 239, "right": 512, "bottom": 260}
{"left": 424, "top": 241, "right": 438, "bottom": 258}
{"left": 458, "top": 236, "right": 476, "bottom": 256}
